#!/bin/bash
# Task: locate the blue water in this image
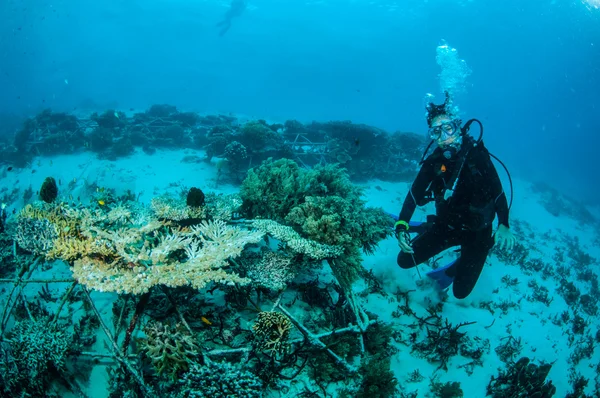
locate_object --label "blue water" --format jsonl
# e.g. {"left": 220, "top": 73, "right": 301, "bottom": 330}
{"left": 1, "top": 1, "right": 599, "bottom": 204}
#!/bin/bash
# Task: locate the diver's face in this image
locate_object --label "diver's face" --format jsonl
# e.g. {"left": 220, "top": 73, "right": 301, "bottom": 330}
{"left": 429, "top": 115, "right": 460, "bottom": 148}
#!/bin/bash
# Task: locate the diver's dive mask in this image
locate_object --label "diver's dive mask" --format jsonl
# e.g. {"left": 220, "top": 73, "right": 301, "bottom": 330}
{"left": 428, "top": 119, "right": 460, "bottom": 140}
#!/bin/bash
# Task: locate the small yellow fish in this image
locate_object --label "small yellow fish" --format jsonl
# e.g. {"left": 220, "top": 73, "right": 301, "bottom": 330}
{"left": 98, "top": 200, "right": 105, "bottom": 206}
{"left": 200, "top": 317, "right": 212, "bottom": 326}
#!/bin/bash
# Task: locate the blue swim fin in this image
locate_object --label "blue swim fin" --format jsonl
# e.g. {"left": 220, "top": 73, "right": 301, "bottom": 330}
{"left": 426, "top": 260, "right": 457, "bottom": 290}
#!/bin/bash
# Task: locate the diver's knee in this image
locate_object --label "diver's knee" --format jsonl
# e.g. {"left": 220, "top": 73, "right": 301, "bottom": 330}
{"left": 397, "top": 252, "right": 414, "bottom": 269}
{"left": 453, "top": 284, "right": 474, "bottom": 300}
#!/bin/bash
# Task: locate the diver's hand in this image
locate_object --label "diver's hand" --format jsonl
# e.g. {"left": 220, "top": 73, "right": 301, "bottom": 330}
{"left": 494, "top": 224, "right": 516, "bottom": 251}
{"left": 397, "top": 231, "right": 414, "bottom": 254}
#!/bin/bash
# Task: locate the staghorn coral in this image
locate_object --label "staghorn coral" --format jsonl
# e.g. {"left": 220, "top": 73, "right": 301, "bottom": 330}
{"left": 251, "top": 218, "right": 343, "bottom": 260}
{"left": 139, "top": 321, "right": 200, "bottom": 380}
{"left": 252, "top": 311, "right": 293, "bottom": 358}
{"left": 178, "top": 361, "right": 263, "bottom": 398}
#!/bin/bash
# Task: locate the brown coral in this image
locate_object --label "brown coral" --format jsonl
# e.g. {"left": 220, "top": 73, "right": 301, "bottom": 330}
{"left": 139, "top": 321, "right": 200, "bottom": 380}
{"left": 252, "top": 311, "right": 293, "bottom": 358}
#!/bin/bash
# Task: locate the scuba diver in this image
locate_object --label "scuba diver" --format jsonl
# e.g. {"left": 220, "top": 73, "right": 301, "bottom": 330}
{"left": 395, "top": 92, "right": 517, "bottom": 299}
{"left": 216, "top": 0, "right": 246, "bottom": 37}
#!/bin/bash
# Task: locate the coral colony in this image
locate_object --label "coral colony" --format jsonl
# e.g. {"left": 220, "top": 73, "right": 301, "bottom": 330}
{"left": 0, "top": 105, "right": 598, "bottom": 397}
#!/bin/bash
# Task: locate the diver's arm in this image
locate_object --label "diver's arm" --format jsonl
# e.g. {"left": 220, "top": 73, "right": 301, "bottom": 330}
{"left": 397, "top": 161, "right": 434, "bottom": 229}
{"left": 481, "top": 151, "right": 510, "bottom": 228}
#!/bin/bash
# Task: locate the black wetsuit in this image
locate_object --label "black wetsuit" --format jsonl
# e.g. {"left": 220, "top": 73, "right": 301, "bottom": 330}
{"left": 216, "top": 0, "right": 246, "bottom": 37}
{"left": 396, "top": 137, "right": 509, "bottom": 299}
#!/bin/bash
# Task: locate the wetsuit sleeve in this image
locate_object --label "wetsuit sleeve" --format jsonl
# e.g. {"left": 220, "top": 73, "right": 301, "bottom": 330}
{"left": 398, "top": 161, "right": 434, "bottom": 224}
{"left": 480, "top": 151, "right": 510, "bottom": 228}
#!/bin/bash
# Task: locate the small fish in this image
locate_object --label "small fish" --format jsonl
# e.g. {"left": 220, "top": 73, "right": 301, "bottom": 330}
{"left": 69, "top": 194, "right": 73, "bottom": 201}
{"left": 200, "top": 317, "right": 212, "bottom": 326}
{"left": 12, "top": 209, "right": 16, "bottom": 215}
{"left": 64, "top": 79, "right": 69, "bottom": 85}
{"left": 7, "top": 167, "right": 12, "bottom": 171}
{"left": 77, "top": 196, "right": 80, "bottom": 201}
{"left": 73, "top": 178, "right": 77, "bottom": 183}
{"left": 98, "top": 200, "right": 105, "bottom": 206}
{"left": 1, "top": 203, "right": 6, "bottom": 210}
{"left": 31, "top": 169, "right": 36, "bottom": 174}
{"left": 58, "top": 178, "right": 62, "bottom": 185}
{"left": 37, "top": 161, "right": 41, "bottom": 167}
{"left": 114, "top": 112, "right": 119, "bottom": 119}
{"left": 50, "top": 160, "right": 53, "bottom": 166}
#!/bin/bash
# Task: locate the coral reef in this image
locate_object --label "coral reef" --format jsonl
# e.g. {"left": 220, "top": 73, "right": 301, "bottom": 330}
{"left": 14, "top": 216, "right": 58, "bottom": 255}
{"left": 139, "top": 320, "right": 200, "bottom": 380}
{"left": 1, "top": 317, "right": 73, "bottom": 396}
{"left": 242, "top": 159, "right": 392, "bottom": 291}
{"left": 16, "top": 199, "right": 263, "bottom": 294}
{"left": 252, "top": 311, "right": 293, "bottom": 358}
{"left": 244, "top": 250, "right": 296, "bottom": 292}
{"left": 178, "top": 361, "right": 263, "bottom": 398}
{"left": 250, "top": 219, "right": 343, "bottom": 260}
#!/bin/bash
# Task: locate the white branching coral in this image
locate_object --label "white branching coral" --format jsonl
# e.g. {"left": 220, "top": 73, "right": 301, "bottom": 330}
{"left": 250, "top": 219, "right": 343, "bottom": 260}
{"left": 21, "top": 199, "right": 264, "bottom": 295}
{"left": 246, "top": 251, "right": 296, "bottom": 292}
{"left": 150, "top": 195, "right": 206, "bottom": 221}
{"left": 204, "top": 193, "right": 243, "bottom": 221}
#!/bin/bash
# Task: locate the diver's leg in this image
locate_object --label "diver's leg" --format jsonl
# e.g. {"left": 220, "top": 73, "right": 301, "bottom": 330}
{"left": 452, "top": 228, "right": 494, "bottom": 299}
{"left": 219, "top": 21, "right": 232, "bottom": 36}
{"left": 397, "top": 224, "right": 459, "bottom": 269}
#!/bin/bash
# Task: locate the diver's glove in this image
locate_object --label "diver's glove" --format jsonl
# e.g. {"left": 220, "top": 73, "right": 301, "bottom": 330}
{"left": 395, "top": 221, "right": 414, "bottom": 254}
{"left": 494, "top": 224, "right": 516, "bottom": 251}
